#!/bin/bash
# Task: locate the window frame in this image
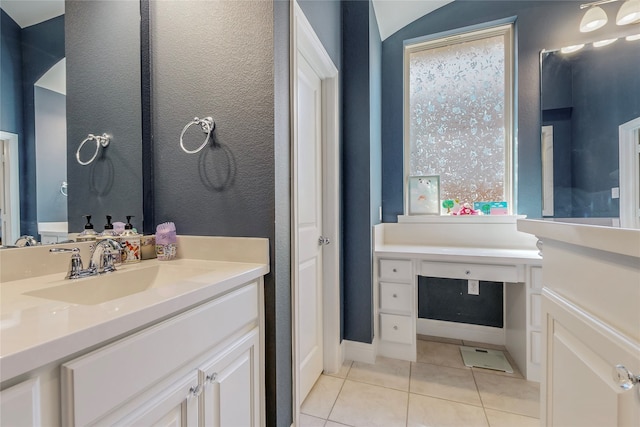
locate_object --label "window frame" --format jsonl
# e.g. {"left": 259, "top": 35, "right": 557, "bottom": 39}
{"left": 403, "top": 23, "right": 515, "bottom": 215}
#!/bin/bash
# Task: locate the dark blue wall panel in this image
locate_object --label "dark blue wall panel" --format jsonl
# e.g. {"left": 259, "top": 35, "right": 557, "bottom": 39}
{"left": 342, "top": 0, "right": 373, "bottom": 343}
{"left": 381, "top": 0, "right": 636, "bottom": 221}
{"left": 1, "top": 10, "right": 23, "bottom": 137}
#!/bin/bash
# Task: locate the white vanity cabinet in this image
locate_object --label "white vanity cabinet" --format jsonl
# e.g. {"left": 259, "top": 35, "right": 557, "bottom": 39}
{"left": 61, "top": 281, "right": 264, "bottom": 427}
{"left": 377, "top": 258, "right": 417, "bottom": 361}
{"left": 0, "top": 378, "right": 41, "bottom": 427}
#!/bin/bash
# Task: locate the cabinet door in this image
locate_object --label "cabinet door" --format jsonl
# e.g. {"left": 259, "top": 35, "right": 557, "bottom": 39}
{"left": 113, "top": 371, "right": 199, "bottom": 427}
{"left": 544, "top": 291, "right": 640, "bottom": 427}
{"left": 200, "top": 329, "right": 260, "bottom": 427}
{"left": 0, "top": 378, "right": 41, "bottom": 427}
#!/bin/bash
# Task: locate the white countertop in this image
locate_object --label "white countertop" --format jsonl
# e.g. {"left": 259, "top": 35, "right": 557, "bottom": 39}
{"left": 374, "top": 243, "right": 541, "bottom": 264}
{"left": 0, "top": 238, "right": 269, "bottom": 383}
{"left": 517, "top": 219, "right": 640, "bottom": 258}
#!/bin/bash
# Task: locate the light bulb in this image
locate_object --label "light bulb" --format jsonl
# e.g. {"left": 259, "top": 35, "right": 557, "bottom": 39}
{"left": 593, "top": 38, "right": 618, "bottom": 47}
{"left": 561, "top": 44, "right": 585, "bottom": 54}
{"left": 580, "top": 6, "right": 608, "bottom": 32}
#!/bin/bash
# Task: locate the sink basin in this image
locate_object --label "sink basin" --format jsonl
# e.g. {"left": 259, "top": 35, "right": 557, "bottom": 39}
{"left": 24, "top": 264, "right": 211, "bottom": 305}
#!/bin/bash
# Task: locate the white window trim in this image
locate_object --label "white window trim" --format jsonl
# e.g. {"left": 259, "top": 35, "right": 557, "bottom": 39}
{"left": 403, "top": 23, "right": 515, "bottom": 216}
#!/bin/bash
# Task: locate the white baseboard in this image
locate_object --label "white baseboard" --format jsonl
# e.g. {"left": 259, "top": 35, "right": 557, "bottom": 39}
{"left": 417, "top": 318, "right": 505, "bottom": 346}
{"left": 342, "top": 339, "right": 376, "bottom": 364}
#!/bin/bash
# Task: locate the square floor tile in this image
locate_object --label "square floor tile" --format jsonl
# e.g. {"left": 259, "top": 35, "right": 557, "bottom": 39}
{"left": 474, "top": 371, "right": 540, "bottom": 418}
{"left": 299, "top": 413, "right": 327, "bottom": 427}
{"left": 301, "top": 375, "right": 345, "bottom": 419}
{"left": 407, "top": 393, "right": 489, "bottom": 427}
{"left": 329, "top": 380, "right": 408, "bottom": 427}
{"left": 410, "top": 362, "right": 482, "bottom": 406}
{"left": 347, "top": 356, "right": 410, "bottom": 391}
{"left": 484, "top": 408, "right": 540, "bottom": 427}
{"left": 416, "top": 339, "right": 468, "bottom": 369}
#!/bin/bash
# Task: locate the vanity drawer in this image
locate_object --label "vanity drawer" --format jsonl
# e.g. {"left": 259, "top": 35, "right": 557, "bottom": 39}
{"left": 380, "top": 282, "right": 412, "bottom": 314}
{"left": 420, "top": 261, "right": 523, "bottom": 283}
{"left": 379, "top": 259, "right": 412, "bottom": 282}
{"left": 380, "top": 313, "right": 413, "bottom": 344}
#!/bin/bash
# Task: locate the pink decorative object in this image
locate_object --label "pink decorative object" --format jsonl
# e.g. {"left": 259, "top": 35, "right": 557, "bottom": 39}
{"left": 452, "top": 203, "right": 480, "bottom": 216}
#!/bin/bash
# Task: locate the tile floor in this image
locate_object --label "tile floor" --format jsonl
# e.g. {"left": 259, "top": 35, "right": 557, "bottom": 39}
{"left": 300, "top": 336, "right": 540, "bottom": 427}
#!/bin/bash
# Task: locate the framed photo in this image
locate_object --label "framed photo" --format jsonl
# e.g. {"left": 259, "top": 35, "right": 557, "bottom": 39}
{"left": 408, "top": 175, "right": 441, "bottom": 215}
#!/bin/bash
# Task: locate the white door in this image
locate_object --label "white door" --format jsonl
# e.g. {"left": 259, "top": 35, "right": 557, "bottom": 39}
{"left": 296, "top": 51, "right": 325, "bottom": 402}
{"left": 200, "top": 329, "right": 260, "bottom": 427}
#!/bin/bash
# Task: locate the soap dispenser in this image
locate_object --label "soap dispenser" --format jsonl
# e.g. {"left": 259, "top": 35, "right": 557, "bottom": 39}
{"left": 77, "top": 215, "right": 98, "bottom": 242}
{"left": 98, "top": 215, "right": 120, "bottom": 240}
{"left": 120, "top": 216, "right": 141, "bottom": 263}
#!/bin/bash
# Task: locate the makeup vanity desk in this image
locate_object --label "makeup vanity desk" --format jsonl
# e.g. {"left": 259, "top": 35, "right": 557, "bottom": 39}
{"left": 373, "top": 218, "right": 542, "bottom": 381}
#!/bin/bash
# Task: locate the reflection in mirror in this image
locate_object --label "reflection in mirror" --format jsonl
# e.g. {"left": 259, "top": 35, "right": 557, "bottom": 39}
{"left": 540, "top": 37, "right": 640, "bottom": 219}
{"left": 0, "top": 0, "right": 151, "bottom": 246}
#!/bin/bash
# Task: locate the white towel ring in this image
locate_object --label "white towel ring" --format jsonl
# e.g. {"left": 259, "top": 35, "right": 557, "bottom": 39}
{"left": 180, "top": 117, "right": 215, "bottom": 154}
{"left": 76, "top": 133, "right": 110, "bottom": 166}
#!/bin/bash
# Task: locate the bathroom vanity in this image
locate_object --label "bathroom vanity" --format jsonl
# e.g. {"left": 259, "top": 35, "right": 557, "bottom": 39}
{"left": 518, "top": 220, "right": 640, "bottom": 426}
{"left": 373, "top": 217, "right": 542, "bottom": 381}
{"left": 0, "top": 236, "right": 269, "bottom": 426}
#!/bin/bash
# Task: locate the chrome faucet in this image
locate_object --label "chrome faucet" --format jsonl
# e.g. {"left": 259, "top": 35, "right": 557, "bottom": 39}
{"left": 50, "top": 239, "right": 123, "bottom": 279}
{"left": 15, "top": 235, "right": 38, "bottom": 247}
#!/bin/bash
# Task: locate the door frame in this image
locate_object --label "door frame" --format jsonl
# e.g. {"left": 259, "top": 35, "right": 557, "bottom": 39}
{"left": 0, "top": 131, "right": 21, "bottom": 245}
{"left": 619, "top": 117, "right": 640, "bottom": 229}
{"left": 291, "top": 1, "right": 341, "bottom": 424}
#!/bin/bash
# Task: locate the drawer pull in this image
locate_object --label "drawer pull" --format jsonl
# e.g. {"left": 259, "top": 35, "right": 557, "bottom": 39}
{"left": 392, "top": 268, "right": 397, "bottom": 273}
{"left": 393, "top": 325, "right": 398, "bottom": 330}
{"left": 465, "top": 270, "right": 471, "bottom": 275}
{"left": 392, "top": 293, "right": 398, "bottom": 298}
{"left": 206, "top": 373, "right": 218, "bottom": 384}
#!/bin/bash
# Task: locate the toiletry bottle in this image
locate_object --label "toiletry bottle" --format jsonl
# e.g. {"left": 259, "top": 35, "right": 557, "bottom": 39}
{"left": 98, "top": 215, "right": 122, "bottom": 264}
{"left": 76, "top": 215, "right": 98, "bottom": 242}
{"left": 120, "top": 216, "right": 141, "bottom": 263}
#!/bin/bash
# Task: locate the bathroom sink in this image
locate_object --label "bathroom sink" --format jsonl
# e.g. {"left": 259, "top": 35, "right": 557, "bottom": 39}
{"left": 24, "top": 264, "right": 211, "bottom": 305}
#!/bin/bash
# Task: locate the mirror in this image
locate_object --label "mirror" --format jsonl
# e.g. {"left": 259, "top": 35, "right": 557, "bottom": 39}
{"left": 540, "top": 37, "right": 640, "bottom": 219}
{"left": 0, "top": 0, "right": 151, "bottom": 246}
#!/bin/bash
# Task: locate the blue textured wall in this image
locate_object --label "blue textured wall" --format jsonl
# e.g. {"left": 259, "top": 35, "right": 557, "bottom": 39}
{"left": 381, "top": 0, "right": 636, "bottom": 221}
{"left": 342, "top": 0, "right": 382, "bottom": 343}
{"left": 1, "top": 10, "right": 23, "bottom": 137}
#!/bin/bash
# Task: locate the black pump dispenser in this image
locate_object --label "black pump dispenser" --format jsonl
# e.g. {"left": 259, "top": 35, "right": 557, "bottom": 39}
{"left": 125, "top": 216, "right": 134, "bottom": 230}
{"left": 77, "top": 215, "right": 98, "bottom": 241}
{"left": 104, "top": 215, "right": 114, "bottom": 230}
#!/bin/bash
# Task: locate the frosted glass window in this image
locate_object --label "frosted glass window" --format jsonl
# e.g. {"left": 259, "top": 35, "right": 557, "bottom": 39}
{"left": 405, "top": 25, "right": 513, "bottom": 209}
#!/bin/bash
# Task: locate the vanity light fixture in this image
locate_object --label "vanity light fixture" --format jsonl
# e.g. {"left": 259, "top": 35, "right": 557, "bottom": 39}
{"left": 616, "top": 0, "right": 640, "bottom": 25}
{"left": 593, "top": 37, "right": 619, "bottom": 46}
{"left": 561, "top": 44, "right": 586, "bottom": 53}
{"left": 580, "top": 0, "right": 640, "bottom": 33}
{"left": 626, "top": 33, "right": 640, "bottom": 40}
{"left": 580, "top": 5, "right": 608, "bottom": 32}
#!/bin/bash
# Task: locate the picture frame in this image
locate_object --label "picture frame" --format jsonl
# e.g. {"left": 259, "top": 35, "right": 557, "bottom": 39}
{"left": 408, "top": 175, "right": 441, "bottom": 215}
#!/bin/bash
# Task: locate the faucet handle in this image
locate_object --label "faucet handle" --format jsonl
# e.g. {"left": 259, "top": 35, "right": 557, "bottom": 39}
{"left": 50, "top": 247, "right": 84, "bottom": 279}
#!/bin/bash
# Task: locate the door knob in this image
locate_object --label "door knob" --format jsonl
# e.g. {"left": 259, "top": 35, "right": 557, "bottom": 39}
{"left": 318, "top": 236, "right": 331, "bottom": 246}
{"left": 613, "top": 365, "right": 640, "bottom": 391}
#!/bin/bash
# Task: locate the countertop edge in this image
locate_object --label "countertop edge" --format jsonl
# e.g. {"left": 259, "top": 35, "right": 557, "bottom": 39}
{"left": 517, "top": 219, "right": 640, "bottom": 258}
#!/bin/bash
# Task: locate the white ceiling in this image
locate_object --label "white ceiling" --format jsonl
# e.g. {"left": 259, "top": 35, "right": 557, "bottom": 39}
{"left": 1, "top": 0, "right": 64, "bottom": 28}
{"left": 372, "top": 0, "right": 454, "bottom": 40}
